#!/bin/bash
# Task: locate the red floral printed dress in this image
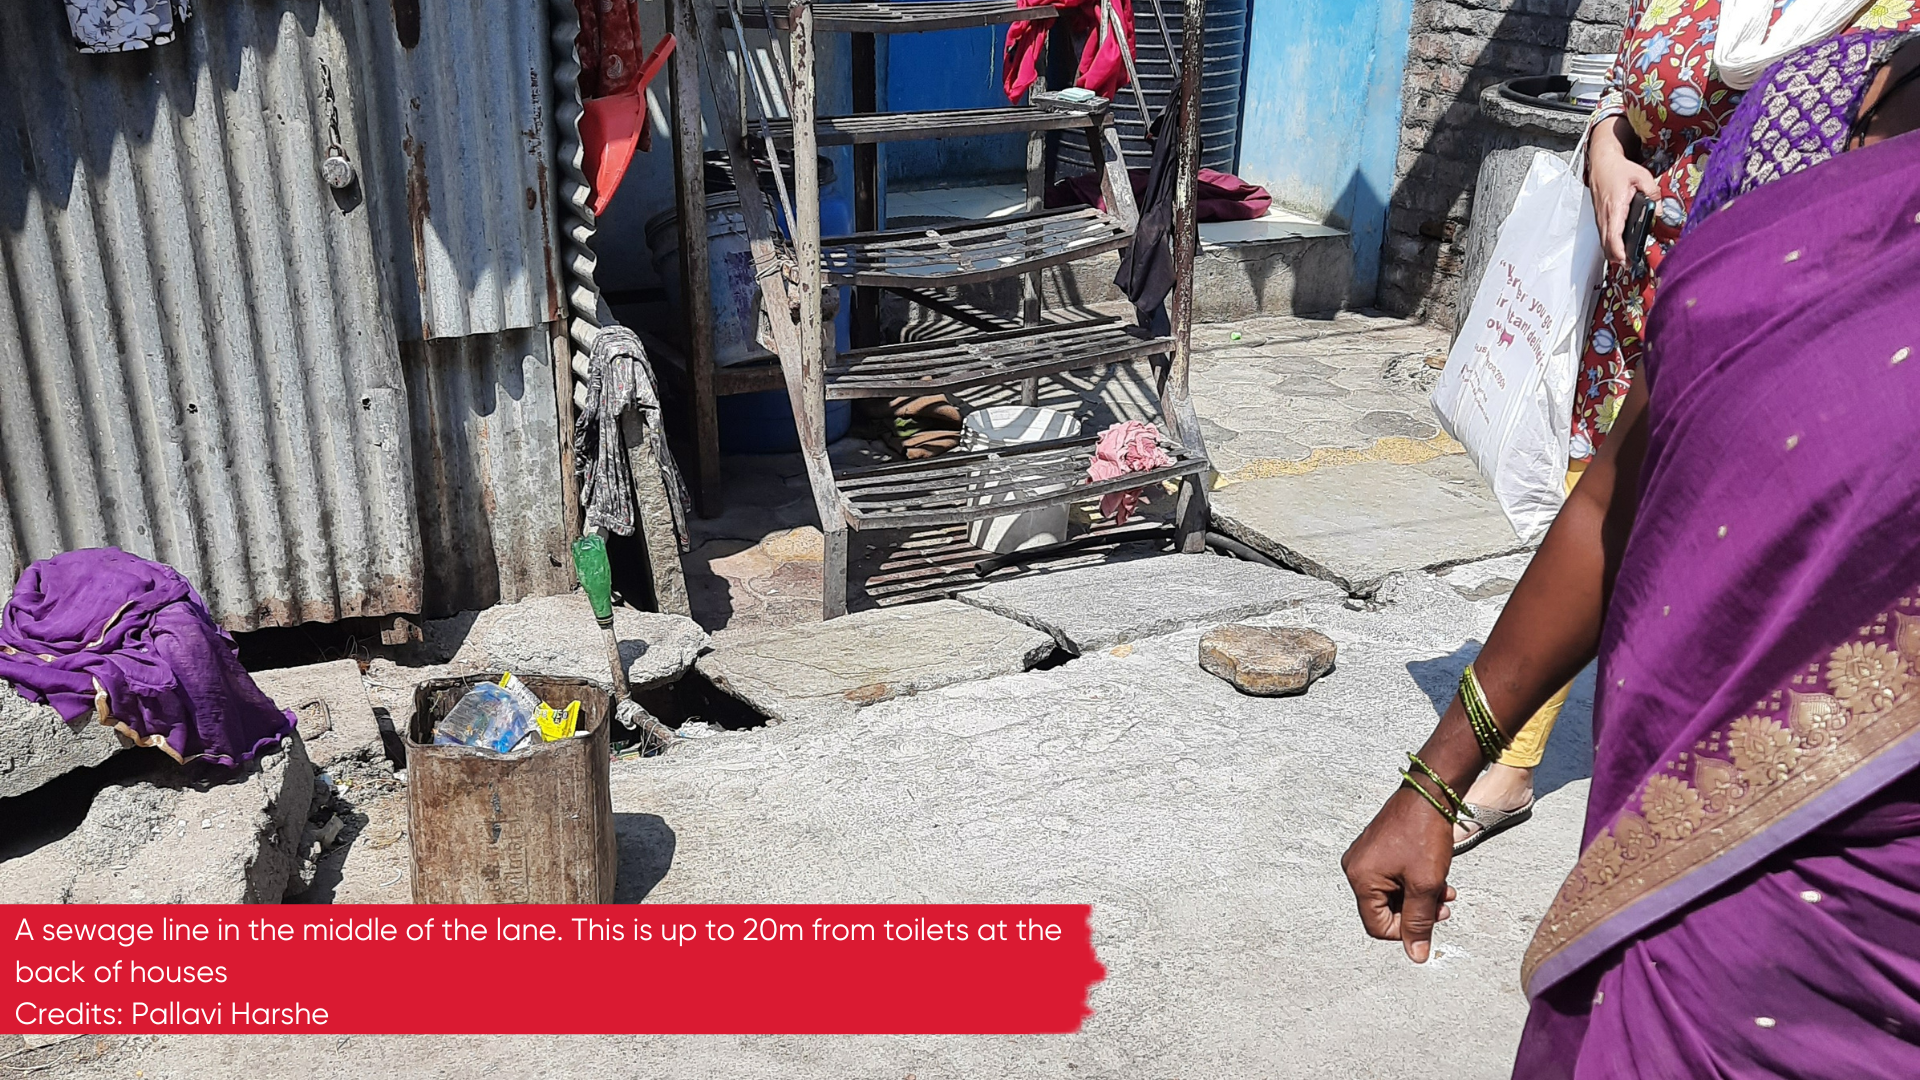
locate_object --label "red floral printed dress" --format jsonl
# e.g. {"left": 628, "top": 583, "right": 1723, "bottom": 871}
{"left": 1572, "top": 0, "right": 1920, "bottom": 459}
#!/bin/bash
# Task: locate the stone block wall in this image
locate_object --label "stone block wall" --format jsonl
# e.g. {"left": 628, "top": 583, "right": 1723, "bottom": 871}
{"left": 1378, "top": 0, "right": 1627, "bottom": 325}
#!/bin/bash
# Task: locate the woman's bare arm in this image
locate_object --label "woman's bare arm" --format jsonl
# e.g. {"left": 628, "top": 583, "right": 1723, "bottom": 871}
{"left": 1340, "top": 368, "right": 1651, "bottom": 962}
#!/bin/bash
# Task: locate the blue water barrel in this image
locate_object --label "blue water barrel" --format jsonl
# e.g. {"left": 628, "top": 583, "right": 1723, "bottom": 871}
{"left": 719, "top": 391, "right": 854, "bottom": 454}
{"left": 1058, "top": 0, "right": 1249, "bottom": 173}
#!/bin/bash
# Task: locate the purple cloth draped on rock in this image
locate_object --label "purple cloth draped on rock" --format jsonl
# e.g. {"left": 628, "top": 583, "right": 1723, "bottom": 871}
{"left": 1511, "top": 129, "right": 1920, "bottom": 1077}
{"left": 0, "top": 548, "right": 294, "bottom": 767}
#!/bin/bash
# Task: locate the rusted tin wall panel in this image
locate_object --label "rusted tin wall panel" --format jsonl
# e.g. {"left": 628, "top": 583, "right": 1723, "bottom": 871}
{"left": 0, "top": 0, "right": 423, "bottom": 630}
{"left": 403, "top": 327, "right": 573, "bottom": 618}
{"left": 358, "top": 0, "right": 564, "bottom": 341}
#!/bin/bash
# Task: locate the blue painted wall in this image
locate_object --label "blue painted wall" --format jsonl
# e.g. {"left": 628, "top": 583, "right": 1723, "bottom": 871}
{"left": 1237, "top": 0, "right": 1414, "bottom": 304}
{"left": 881, "top": 22, "right": 1025, "bottom": 186}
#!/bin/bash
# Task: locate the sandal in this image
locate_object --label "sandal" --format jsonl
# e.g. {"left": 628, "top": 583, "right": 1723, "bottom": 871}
{"left": 1452, "top": 798, "right": 1535, "bottom": 856}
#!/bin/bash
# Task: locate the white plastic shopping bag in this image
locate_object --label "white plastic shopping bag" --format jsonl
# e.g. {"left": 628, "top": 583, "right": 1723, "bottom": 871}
{"left": 1431, "top": 145, "right": 1604, "bottom": 543}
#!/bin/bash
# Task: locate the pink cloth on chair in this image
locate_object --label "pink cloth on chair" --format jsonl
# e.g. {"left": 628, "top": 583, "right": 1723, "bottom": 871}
{"left": 1087, "top": 420, "right": 1172, "bottom": 525}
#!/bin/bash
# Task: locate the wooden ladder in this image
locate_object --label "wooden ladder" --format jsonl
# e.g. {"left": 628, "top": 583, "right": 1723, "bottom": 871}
{"left": 669, "top": 0, "right": 1213, "bottom": 617}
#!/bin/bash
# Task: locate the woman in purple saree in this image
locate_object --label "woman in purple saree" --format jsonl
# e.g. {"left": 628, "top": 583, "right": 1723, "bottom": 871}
{"left": 1343, "top": 33, "right": 1920, "bottom": 1078}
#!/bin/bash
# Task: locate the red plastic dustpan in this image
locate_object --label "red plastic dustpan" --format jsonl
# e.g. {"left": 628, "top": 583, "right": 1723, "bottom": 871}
{"left": 580, "top": 34, "right": 676, "bottom": 216}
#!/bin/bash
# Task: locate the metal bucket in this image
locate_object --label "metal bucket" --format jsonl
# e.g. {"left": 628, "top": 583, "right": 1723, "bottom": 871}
{"left": 963, "top": 406, "right": 1082, "bottom": 554}
{"left": 407, "top": 673, "right": 616, "bottom": 904}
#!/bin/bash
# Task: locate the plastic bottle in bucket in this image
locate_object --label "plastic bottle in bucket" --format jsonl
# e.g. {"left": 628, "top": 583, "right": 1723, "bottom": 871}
{"left": 434, "top": 673, "right": 543, "bottom": 752}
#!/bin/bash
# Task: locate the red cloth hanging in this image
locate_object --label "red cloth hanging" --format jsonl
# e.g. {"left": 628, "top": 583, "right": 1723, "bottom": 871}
{"left": 573, "top": 0, "right": 652, "bottom": 152}
{"left": 1003, "top": 0, "right": 1136, "bottom": 104}
{"left": 1046, "top": 167, "right": 1275, "bottom": 223}
{"left": 574, "top": 0, "right": 647, "bottom": 98}
{"left": 573, "top": 0, "right": 676, "bottom": 215}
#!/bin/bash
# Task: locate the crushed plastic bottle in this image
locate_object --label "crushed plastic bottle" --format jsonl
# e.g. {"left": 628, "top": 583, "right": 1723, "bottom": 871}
{"left": 434, "top": 673, "right": 543, "bottom": 752}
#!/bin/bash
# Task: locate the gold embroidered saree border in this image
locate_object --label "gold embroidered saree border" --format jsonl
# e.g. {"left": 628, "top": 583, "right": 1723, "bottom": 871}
{"left": 1521, "top": 604, "right": 1920, "bottom": 991}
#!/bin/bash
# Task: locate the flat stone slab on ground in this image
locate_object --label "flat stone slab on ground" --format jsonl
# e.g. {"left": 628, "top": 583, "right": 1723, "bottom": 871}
{"left": 422, "top": 593, "right": 708, "bottom": 691}
{"left": 958, "top": 553, "right": 1345, "bottom": 654}
{"left": 1199, "top": 624, "right": 1337, "bottom": 695}
{"left": 250, "top": 660, "right": 384, "bottom": 769}
{"left": 1211, "top": 458, "right": 1529, "bottom": 595}
{"left": 0, "top": 679, "right": 128, "bottom": 801}
{"left": 695, "top": 599, "right": 1055, "bottom": 722}
{"left": 0, "top": 734, "right": 314, "bottom": 903}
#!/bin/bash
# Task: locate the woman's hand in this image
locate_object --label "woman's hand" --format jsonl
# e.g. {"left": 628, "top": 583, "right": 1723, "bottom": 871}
{"left": 1342, "top": 786, "right": 1457, "bottom": 963}
{"left": 1588, "top": 116, "right": 1660, "bottom": 267}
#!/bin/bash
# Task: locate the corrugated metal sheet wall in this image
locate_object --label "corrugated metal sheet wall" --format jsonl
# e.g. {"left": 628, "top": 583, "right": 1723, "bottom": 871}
{"left": 404, "top": 328, "right": 572, "bottom": 617}
{"left": 355, "top": 0, "right": 564, "bottom": 341}
{"left": 0, "top": 0, "right": 423, "bottom": 629}
{"left": 0, "top": 0, "right": 574, "bottom": 628}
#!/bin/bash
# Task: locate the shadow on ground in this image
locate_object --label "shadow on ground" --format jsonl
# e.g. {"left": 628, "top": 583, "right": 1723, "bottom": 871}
{"left": 614, "top": 812, "right": 676, "bottom": 902}
{"left": 1406, "top": 642, "right": 1594, "bottom": 799}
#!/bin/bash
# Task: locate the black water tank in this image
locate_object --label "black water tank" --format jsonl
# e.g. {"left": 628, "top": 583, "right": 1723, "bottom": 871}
{"left": 1055, "top": 0, "right": 1249, "bottom": 174}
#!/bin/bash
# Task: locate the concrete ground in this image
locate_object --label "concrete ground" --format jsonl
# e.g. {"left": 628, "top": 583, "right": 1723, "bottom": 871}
{"left": 686, "top": 311, "right": 1521, "bottom": 634}
{"left": 15, "top": 556, "right": 1594, "bottom": 1079}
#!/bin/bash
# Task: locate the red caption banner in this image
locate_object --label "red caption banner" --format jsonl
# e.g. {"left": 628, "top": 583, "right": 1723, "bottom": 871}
{"left": 5, "top": 904, "right": 1104, "bottom": 1034}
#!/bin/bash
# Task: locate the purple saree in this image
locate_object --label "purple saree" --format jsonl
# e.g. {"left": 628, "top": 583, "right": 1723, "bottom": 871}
{"left": 1512, "top": 130, "right": 1920, "bottom": 1076}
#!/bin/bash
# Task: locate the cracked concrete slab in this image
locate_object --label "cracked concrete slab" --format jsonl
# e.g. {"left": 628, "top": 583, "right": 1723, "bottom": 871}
{"left": 423, "top": 593, "right": 708, "bottom": 692}
{"left": 1211, "top": 459, "right": 1530, "bottom": 596}
{"left": 0, "top": 680, "right": 129, "bottom": 800}
{"left": 250, "top": 660, "right": 383, "bottom": 770}
{"left": 695, "top": 599, "right": 1056, "bottom": 722}
{"left": 83, "top": 572, "right": 1594, "bottom": 1077}
{"left": 958, "top": 553, "right": 1346, "bottom": 654}
{"left": 1438, "top": 551, "right": 1539, "bottom": 602}
{"left": 361, "top": 596, "right": 712, "bottom": 725}
{"left": 0, "top": 734, "right": 314, "bottom": 904}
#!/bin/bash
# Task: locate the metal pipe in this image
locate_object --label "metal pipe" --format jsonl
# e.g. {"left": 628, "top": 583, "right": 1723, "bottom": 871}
{"left": 724, "top": 0, "right": 798, "bottom": 236}
{"left": 1145, "top": 0, "right": 1178, "bottom": 84}
{"left": 1101, "top": 0, "right": 1155, "bottom": 130}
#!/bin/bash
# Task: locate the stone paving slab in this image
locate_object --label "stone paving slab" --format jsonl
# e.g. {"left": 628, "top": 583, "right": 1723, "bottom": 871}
{"left": 695, "top": 599, "right": 1056, "bottom": 723}
{"left": 250, "top": 660, "right": 384, "bottom": 770}
{"left": 0, "top": 680, "right": 128, "bottom": 800}
{"left": 958, "top": 553, "right": 1346, "bottom": 654}
{"left": 1188, "top": 313, "right": 1452, "bottom": 480}
{"left": 423, "top": 593, "right": 708, "bottom": 691}
{"left": 0, "top": 734, "right": 314, "bottom": 904}
{"left": 362, "top": 595, "right": 712, "bottom": 726}
{"left": 1212, "top": 458, "right": 1529, "bottom": 596}
{"left": 1438, "top": 551, "right": 1539, "bottom": 601}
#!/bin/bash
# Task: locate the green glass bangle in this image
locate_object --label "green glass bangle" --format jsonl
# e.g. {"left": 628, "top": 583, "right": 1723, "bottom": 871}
{"left": 1461, "top": 697, "right": 1499, "bottom": 761}
{"left": 1466, "top": 706, "right": 1504, "bottom": 761}
{"left": 1406, "top": 752, "right": 1468, "bottom": 815}
{"left": 1400, "top": 769, "right": 1462, "bottom": 826}
{"left": 1460, "top": 664, "right": 1510, "bottom": 761}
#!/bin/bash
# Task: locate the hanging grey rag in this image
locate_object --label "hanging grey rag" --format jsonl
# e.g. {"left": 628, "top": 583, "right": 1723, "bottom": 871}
{"left": 575, "top": 325, "right": 691, "bottom": 549}
{"left": 64, "top": 0, "right": 193, "bottom": 54}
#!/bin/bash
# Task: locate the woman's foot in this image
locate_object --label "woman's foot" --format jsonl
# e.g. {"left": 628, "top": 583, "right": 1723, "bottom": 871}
{"left": 1452, "top": 763, "right": 1536, "bottom": 852}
